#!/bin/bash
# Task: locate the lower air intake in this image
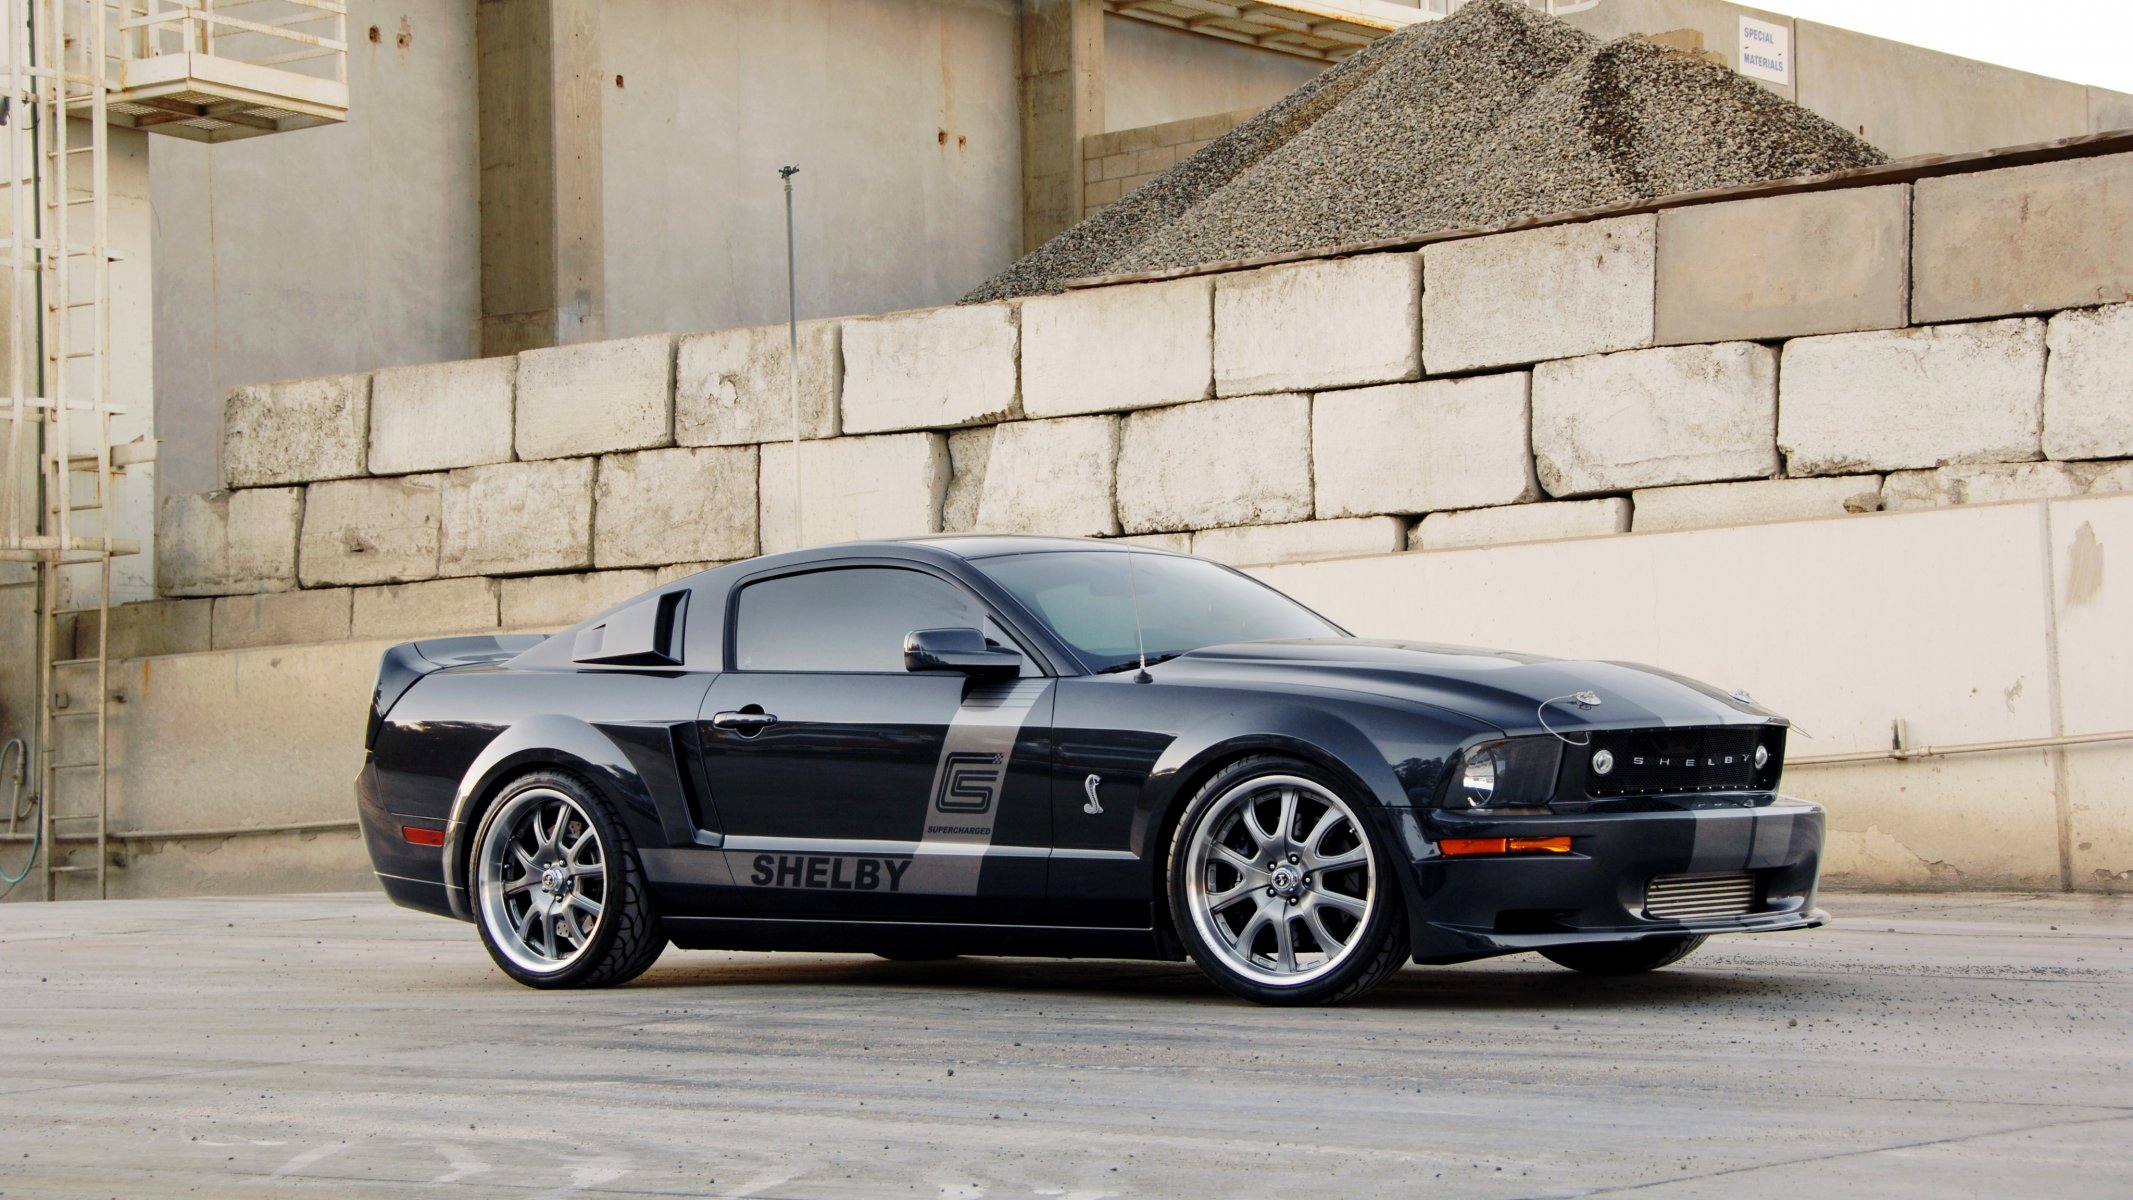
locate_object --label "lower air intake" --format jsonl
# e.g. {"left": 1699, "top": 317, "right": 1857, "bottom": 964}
{"left": 1644, "top": 872, "right": 1756, "bottom": 920}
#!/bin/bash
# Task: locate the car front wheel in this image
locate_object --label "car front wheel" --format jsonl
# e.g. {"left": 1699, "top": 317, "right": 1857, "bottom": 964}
{"left": 1538, "top": 935, "right": 1707, "bottom": 975}
{"left": 1167, "top": 756, "right": 1409, "bottom": 1006}
{"left": 471, "top": 769, "right": 666, "bottom": 988}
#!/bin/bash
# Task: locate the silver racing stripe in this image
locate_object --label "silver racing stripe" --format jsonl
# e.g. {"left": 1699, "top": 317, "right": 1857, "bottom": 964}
{"left": 897, "top": 678, "right": 1052, "bottom": 896}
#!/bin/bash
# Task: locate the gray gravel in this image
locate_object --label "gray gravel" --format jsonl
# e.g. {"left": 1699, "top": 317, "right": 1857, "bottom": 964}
{"left": 965, "top": 0, "right": 1887, "bottom": 301}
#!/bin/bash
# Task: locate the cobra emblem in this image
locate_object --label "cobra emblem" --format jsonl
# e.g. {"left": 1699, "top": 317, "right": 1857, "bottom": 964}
{"left": 1082, "top": 773, "right": 1104, "bottom": 815}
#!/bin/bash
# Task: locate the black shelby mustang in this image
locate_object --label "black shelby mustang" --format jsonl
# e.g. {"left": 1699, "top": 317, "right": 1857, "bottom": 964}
{"left": 359, "top": 536, "right": 1824, "bottom": 1006}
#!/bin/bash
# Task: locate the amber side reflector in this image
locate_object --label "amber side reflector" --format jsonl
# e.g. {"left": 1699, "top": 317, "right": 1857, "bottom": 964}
{"left": 1440, "top": 836, "right": 1573, "bottom": 857}
{"left": 401, "top": 825, "right": 446, "bottom": 847}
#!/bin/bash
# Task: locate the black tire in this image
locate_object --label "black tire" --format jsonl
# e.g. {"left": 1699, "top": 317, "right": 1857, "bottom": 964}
{"left": 470, "top": 769, "right": 667, "bottom": 989}
{"left": 1165, "top": 755, "right": 1409, "bottom": 1006}
{"left": 1538, "top": 934, "right": 1707, "bottom": 975}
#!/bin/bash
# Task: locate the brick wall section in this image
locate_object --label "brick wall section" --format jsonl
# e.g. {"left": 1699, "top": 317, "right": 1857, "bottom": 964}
{"left": 131, "top": 149, "right": 2133, "bottom": 657}
{"left": 1079, "top": 108, "right": 1260, "bottom": 217}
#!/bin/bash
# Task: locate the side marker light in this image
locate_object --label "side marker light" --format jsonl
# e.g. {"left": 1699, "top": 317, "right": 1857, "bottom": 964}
{"left": 401, "top": 825, "right": 446, "bottom": 847}
{"left": 1439, "top": 836, "right": 1573, "bottom": 857}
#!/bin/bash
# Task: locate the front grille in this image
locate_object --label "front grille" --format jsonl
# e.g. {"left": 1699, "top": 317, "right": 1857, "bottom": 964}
{"left": 1585, "top": 726, "right": 1782, "bottom": 797}
{"left": 1645, "top": 872, "right": 1757, "bottom": 920}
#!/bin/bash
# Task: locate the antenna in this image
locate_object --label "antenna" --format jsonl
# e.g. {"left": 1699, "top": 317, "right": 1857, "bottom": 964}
{"left": 1125, "top": 552, "right": 1152, "bottom": 684}
{"left": 779, "top": 164, "right": 802, "bottom": 540}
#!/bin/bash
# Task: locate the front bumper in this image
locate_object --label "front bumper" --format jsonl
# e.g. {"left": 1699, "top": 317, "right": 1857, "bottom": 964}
{"left": 1391, "top": 796, "right": 1825, "bottom": 964}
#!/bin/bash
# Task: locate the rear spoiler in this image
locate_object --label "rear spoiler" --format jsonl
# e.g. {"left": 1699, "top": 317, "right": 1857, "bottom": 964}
{"left": 367, "top": 634, "right": 545, "bottom": 749}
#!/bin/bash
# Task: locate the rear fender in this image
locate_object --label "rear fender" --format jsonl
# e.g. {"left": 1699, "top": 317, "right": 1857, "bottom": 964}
{"left": 440, "top": 714, "right": 658, "bottom": 920}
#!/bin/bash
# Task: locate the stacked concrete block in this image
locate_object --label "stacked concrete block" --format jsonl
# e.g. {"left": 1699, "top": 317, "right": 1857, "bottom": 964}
{"left": 210, "top": 588, "right": 352, "bottom": 650}
{"left": 224, "top": 373, "right": 369, "bottom": 487}
{"left": 1312, "top": 374, "right": 1536, "bottom": 518}
{"left": 500, "top": 569, "right": 661, "bottom": 631}
{"left": 1412, "top": 499, "right": 1631, "bottom": 551}
{"left": 351, "top": 578, "right": 501, "bottom": 640}
{"left": 1656, "top": 186, "right": 1911, "bottom": 344}
{"left": 675, "top": 319, "right": 841, "bottom": 446}
{"left": 438, "top": 458, "right": 596, "bottom": 577}
{"left": 759, "top": 432, "right": 950, "bottom": 553}
{"left": 1779, "top": 319, "right": 2046, "bottom": 475}
{"left": 1631, "top": 476, "right": 1883, "bottom": 532}
{"left": 297, "top": 474, "right": 443, "bottom": 587}
{"left": 1881, "top": 462, "right": 2095, "bottom": 512}
{"left": 940, "top": 428, "right": 994, "bottom": 533}
{"left": 1108, "top": 532, "right": 1193, "bottom": 552}
{"left": 368, "top": 357, "right": 515, "bottom": 475}
{"left": 1533, "top": 343, "right": 1779, "bottom": 496}
{"left": 1912, "top": 152, "right": 2133, "bottom": 323}
{"left": 1214, "top": 254, "right": 1421, "bottom": 396}
{"left": 1424, "top": 216, "right": 1655, "bottom": 373}
{"left": 1194, "top": 517, "right": 1405, "bottom": 567}
{"left": 98, "top": 598, "right": 213, "bottom": 659}
{"left": 1117, "top": 394, "right": 1312, "bottom": 533}
{"left": 2043, "top": 303, "right": 2133, "bottom": 461}
{"left": 840, "top": 304, "right": 1018, "bottom": 434}
{"left": 974, "top": 417, "right": 1120, "bottom": 537}
{"left": 593, "top": 446, "right": 759, "bottom": 569}
{"left": 156, "top": 488, "right": 302, "bottom": 596}
{"left": 1021, "top": 278, "right": 1212, "bottom": 416}
{"left": 515, "top": 334, "right": 675, "bottom": 460}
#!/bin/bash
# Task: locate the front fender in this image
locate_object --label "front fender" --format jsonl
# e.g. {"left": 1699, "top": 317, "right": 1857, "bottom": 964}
{"left": 440, "top": 714, "right": 658, "bottom": 919}
{"left": 1131, "top": 700, "right": 1477, "bottom": 941}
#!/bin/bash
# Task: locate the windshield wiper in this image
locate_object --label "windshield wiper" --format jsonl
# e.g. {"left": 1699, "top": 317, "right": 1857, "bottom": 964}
{"left": 1094, "top": 652, "right": 1185, "bottom": 675}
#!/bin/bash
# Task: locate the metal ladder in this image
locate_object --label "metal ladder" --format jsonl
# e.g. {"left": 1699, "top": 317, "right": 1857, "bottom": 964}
{"left": 0, "top": 0, "right": 133, "bottom": 901}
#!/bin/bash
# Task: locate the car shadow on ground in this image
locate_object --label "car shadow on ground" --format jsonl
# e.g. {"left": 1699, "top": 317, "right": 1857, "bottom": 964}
{"left": 617, "top": 952, "right": 1806, "bottom": 1010}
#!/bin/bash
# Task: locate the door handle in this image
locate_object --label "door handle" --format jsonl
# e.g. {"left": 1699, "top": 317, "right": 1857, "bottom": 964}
{"left": 711, "top": 709, "right": 778, "bottom": 734}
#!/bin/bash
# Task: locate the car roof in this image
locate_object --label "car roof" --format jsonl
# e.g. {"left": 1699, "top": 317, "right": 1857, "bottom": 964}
{"left": 900, "top": 534, "right": 1183, "bottom": 560}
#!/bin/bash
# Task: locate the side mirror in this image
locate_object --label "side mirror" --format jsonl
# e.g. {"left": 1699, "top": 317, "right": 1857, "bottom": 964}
{"left": 904, "top": 627, "right": 1021, "bottom": 677}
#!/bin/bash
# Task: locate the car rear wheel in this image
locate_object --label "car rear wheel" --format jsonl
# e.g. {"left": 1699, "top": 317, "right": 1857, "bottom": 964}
{"left": 472, "top": 770, "right": 666, "bottom": 988}
{"left": 1167, "top": 756, "right": 1408, "bottom": 1006}
{"left": 1539, "top": 935, "right": 1707, "bottom": 975}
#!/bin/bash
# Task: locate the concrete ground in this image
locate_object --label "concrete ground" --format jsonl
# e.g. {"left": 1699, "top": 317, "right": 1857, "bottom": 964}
{"left": 0, "top": 892, "right": 2127, "bottom": 1199}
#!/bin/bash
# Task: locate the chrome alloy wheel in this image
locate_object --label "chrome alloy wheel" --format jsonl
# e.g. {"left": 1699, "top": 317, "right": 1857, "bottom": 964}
{"left": 1184, "top": 774, "right": 1378, "bottom": 987}
{"left": 476, "top": 787, "right": 609, "bottom": 975}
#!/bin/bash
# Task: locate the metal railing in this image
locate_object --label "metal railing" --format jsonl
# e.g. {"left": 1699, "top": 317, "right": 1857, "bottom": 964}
{"left": 107, "top": 0, "right": 347, "bottom": 85}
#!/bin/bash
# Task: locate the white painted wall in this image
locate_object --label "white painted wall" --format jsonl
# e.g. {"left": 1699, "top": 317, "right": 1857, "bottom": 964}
{"left": 1102, "top": 15, "right": 1322, "bottom": 132}
{"left": 1257, "top": 494, "right": 2133, "bottom": 892}
{"left": 150, "top": 0, "right": 483, "bottom": 500}
{"left": 596, "top": 0, "right": 1022, "bottom": 339}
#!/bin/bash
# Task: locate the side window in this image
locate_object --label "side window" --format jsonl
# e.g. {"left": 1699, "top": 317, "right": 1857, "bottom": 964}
{"left": 733, "top": 567, "right": 1027, "bottom": 673}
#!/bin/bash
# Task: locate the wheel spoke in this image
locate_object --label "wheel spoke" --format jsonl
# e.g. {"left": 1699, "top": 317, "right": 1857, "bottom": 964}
{"left": 1302, "top": 901, "right": 1346, "bottom": 953}
{"left": 1241, "top": 800, "right": 1279, "bottom": 849}
{"left": 503, "top": 876, "right": 534, "bottom": 896}
{"left": 1273, "top": 910, "right": 1298, "bottom": 972}
{"left": 1296, "top": 814, "right": 1330, "bottom": 861}
{"left": 1234, "top": 902, "right": 1275, "bottom": 956}
{"left": 568, "top": 893, "right": 602, "bottom": 920}
{"left": 1315, "top": 888, "right": 1368, "bottom": 917}
{"left": 1210, "top": 843, "right": 1264, "bottom": 880}
{"left": 539, "top": 911, "right": 558, "bottom": 959}
{"left": 567, "top": 827, "right": 596, "bottom": 861}
{"left": 1308, "top": 848, "right": 1368, "bottom": 873}
{"left": 512, "top": 844, "right": 537, "bottom": 872}
{"left": 1275, "top": 788, "right": 1299, "bottom": 845}
{"left": 515, "top": 903, "right": 541, "bottom": 941}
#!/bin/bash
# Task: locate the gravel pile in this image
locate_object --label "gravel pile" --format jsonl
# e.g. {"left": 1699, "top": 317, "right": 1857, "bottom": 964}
{"left": 963, "top": 0, "right": 1887, "bottom": 301}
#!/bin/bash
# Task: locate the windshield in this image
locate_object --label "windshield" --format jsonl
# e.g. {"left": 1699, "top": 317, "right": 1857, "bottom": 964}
{"left": 974, "top": 551, "right": 1346, "bottom": 673}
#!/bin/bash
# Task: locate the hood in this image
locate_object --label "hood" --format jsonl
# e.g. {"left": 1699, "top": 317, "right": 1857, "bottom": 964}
{"left": 1155, "top": 638, "right": 1780, "bottom": 737}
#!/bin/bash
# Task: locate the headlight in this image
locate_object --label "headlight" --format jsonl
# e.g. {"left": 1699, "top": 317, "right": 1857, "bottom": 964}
{"left": 1449, "top": 737, "right": 1564, "bottom": 809}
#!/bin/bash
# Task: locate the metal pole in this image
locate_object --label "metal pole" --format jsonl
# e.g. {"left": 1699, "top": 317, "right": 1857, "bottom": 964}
{"left": 779, "top": 164, "right": 801, "bottom": 542}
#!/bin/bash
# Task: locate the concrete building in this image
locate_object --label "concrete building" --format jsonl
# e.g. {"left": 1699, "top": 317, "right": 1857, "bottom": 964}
{"left": 150, "top": 0, "right": 2133, "bottom": 505}
{"left": 5, "top": 0, "right": 2133, "bottom": 903}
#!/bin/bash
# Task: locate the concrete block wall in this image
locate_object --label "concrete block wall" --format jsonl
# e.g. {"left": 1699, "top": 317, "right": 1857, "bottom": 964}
{"left": 1080, "top": 107, "right": 1258, "bottom": 217}
{"left": 138, "top": 150, "right": 2133, "bottom": 668}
